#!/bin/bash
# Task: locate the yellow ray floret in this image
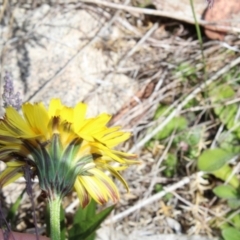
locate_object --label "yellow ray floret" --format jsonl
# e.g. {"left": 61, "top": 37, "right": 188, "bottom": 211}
{"left": 0, "top": 99, "right": 137, "bottom": 207}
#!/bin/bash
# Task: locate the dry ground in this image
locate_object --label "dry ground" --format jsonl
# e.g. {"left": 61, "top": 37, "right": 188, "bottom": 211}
{"left": 1, "top": 0, "right": 240, "bottom": 239}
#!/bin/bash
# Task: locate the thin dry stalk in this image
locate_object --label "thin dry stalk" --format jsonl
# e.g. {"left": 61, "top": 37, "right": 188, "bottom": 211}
{"left": 106, "top": 172, "right": 204, "bottom": 224}
{"left": 82, "top": 0, "right": 240, "bottom": 33}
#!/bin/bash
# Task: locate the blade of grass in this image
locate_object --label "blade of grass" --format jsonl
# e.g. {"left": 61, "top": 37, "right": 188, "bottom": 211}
{"left": 189, "top": 0, "right": 206, "bottom": 80}
{"left": 6, "top": 189, "right": 25, "bottom": 229}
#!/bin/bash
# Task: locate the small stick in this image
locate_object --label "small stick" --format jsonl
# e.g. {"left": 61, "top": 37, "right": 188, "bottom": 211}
{"left": 82, "top": 0, "right": 240, "bottom": 33}
{"left": 106, "top": 172, "right": 204, "bottom": 224}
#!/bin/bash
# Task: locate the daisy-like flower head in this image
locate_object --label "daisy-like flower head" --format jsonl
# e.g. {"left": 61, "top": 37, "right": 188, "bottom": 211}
{"left": 0, "top": 99, "right": 137, "bottom": 207}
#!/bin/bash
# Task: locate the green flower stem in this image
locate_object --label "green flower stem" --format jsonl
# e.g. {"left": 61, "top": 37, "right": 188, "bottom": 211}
{"left": 189, "top": 0, "right": 206, "bottom": 80}
{"left": 49, "top": 196, "right": 62, "bottom": 240}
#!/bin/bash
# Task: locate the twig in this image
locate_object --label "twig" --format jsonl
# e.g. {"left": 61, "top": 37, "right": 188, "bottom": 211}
{"left": 105, "top": 171, "right": 204, "bottom": 224}
{"left": 144, "top": 131, "right": 175, "bottom": 198}
{"left": 118, "top": 22, "right": 159, "bottom": 67}
{"left": 82, "top": 0, "right": 240, "bottom": 33}
{"left": 225, "top": 161, "right": 240, "bottom": 186}
{"left": 211, "top": 123, "right": 224, "bottom": 148}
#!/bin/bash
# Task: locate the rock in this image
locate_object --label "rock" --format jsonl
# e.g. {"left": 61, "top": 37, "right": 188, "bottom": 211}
{"left": 0, "top": 3, "right": 137, "bottom": 116}
{"left": 203, "top": 0, "right": 240, "bottom": 40}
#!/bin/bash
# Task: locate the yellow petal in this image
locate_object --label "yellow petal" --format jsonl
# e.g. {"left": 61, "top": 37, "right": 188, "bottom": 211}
{"left": 78, "top": 114, "right": 111, "bottom": 135}
{"left": 76, "top": 133, "right": 94, "bottom": 142}
{"left": 60, "top": 106, "right": 74, "bottom": 123}
{"left": 0, "top": 122, "right": 13, "bottom": 137}
{"left": 101, "top": 165, "right": 129, "bottom": 191}
{"left": 89, "top": 142, "right": 126, "bottom": 163}
{"left": 48, "top": 99, "right": 64, "bottom": 117}
{"left": 22, "top": 102, "right": 49, "bottom": 136}
{"left": 94, "top": 126, "right": 121, "bottom": 139}
{"left": 0, "top": 167, "right": 23, "bottom": 187}
{"left": 74, "top": 178, "right": 90, "bottom": 208}
{"left": 101, "top": 132, "right": 131, "bottom": 148}
{"left": 4, "top": 107, "right": 35, "bottom": 137}
{"left": 6, "top": 161, "right": 25, "bottom": 167}
{"left": 89, "top": 168, "right": 119, "bottom": 202}
{"left": 73, "top": 103, "right": 87, "bottom": 132}
{"left": 78, "top": 174, "right": 109, "bottom": 205}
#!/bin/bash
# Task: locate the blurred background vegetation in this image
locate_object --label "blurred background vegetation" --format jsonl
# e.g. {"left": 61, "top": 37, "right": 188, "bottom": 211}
{"left": 1, "top": 0, "right": 240, "bottom": 239}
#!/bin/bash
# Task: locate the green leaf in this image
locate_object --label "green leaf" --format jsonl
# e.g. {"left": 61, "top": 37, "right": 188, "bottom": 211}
{"left": 74, "top": 199, "right": 96, "bottom": 223}
{"left": 155, "top": 116, "right": 187, "bottom": 140}
{"left": 153, "top": 105, "right": 187, "bottom": 140}
{"left": 69, "top": 202, "right": 114, "bottom": 240}
{"left": 230, "top": 214, "right": 240, "bottom": 228}
{"left": 222, "top": 227, "right": 240, "bottom": 240}
{"left": 6, "top": 189, "right": 25, "bottom": 229}
{"left": 213, "top": 165, "right": 239, "bottom": 189}
{"left": 154, "top": 183, "right": 163, "bottom": 193}
{"left": 213, "top": 185, "right": 239, "bottom": 199}
{"left": 154, "top": 105, "right": 168, "bottom": 120}
{"left": 174, "top": 62, "right": 197, "bottom": 82}
{"left": 198, "top": 148, "right": 235, "bottom": 172}
{"left": 227, "top": 199, "right": 240, "bottom": 209}
{"left": 209, "top": 84, "right": 238, "bottom": 130}
{"left": 185, "top": 127, "right": 202, "bottom": 147}
{"left": 217, "top": 132, "right": 240, "bottom": 154}
{"left": 163, "top": 153, "right": 177, "bottom": 177}
{"left": 69, "top": 200, "right": 96, "bottom": 240}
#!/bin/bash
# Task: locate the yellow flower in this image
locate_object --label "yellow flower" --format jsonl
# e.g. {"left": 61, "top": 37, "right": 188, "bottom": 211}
{"left": 0, "top": 99, "right": 137, "bottom": 207}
